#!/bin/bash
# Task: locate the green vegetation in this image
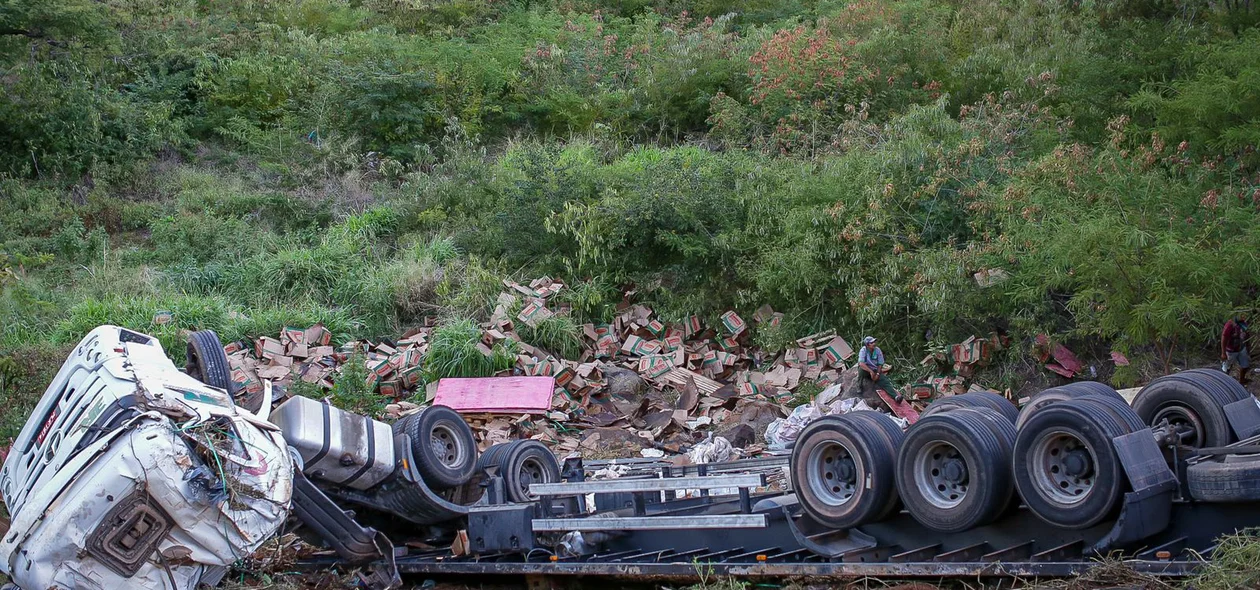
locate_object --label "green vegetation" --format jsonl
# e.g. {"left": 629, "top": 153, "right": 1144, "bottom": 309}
{"left": 2, "top": 0, "right": 1259, "bottom": 442}
{"left": 1186, "top": 529, "right": 1260, "bottom": 590}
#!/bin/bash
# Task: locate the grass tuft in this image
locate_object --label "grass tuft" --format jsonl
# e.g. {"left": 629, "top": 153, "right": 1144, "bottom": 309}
{"left": 1186, "top": 529, "right": 1260, "bottom": 590}
{"left": 422, "top": 318, "right": 518, "bottom": 384}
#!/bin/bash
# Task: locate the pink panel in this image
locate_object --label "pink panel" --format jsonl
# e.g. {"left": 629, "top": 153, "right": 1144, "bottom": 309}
{"left": 434, "top": 376, "right": 555, "bottom": 413}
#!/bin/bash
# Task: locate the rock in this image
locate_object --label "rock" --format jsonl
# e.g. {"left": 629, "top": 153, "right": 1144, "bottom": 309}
{"left": 717, "top": 423, "right": 756, "bottom": 448}
{"left": 735, "top": 400, "right": 786, "bottom": 442}
{"left": 839, "top": 365, "right": 883, "bottom": 409}
{"left": 603, "top": 365, "right": 648, "bottom": 400}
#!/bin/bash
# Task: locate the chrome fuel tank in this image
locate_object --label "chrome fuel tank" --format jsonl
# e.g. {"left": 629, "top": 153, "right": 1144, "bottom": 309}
{"left": 270, "top": 396, "right": 396, "bottom": 490}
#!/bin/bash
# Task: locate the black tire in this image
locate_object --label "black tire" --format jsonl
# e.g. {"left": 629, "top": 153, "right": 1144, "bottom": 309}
{"left": 477, "top": 442, "right": 515, "bottom": 474}
{"left": 1132, "top": 371, "right": 1246, "bottom": 449}
{"left": 792, "top": 412, "right": 903, "bottom": 529}
{"left": 1013, "top": 397, "right": 1137, "bottom": 529}
{"left": 842, "top": 411, "right": 908, "bottom": 515}
{"left": 1187, "top": 456, "right": 1260, "bottom": 502}
{"left": 1069, "top": 381, "right": 1128, "bottom": 401}
{"left": 1081, "top": 393, "right": 1149, "bottom": 432}
{"left": 1016, "top": 383, "right": 1128, "bottom": 432}
{"left": 186, "top": 330, "right": 248, "bottom": 404}
{"left": 895, "top": 408, "right": 1015, "bottom": 532}
{"left": 966, "top": 405, "right": 1021, "bottom": 516}
{"left": 1179, "top": 368, "right": 1252, "bottom": 405}
{"left": 480, "top": 440, "right": 561, "bottom": 503}
{"left": 921, "top": 391, "right": 1018, "bottom": 424}
{"left": 397, "top": 405, "right": 478, "bottom": 490}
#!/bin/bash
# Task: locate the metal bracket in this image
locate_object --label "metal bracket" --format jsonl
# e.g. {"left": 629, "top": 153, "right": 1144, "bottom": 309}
{"left": 1224, "top": 397, "right": 1260, "bottom": 440}
{"left": 468, "top": 504, "right": 536, "bottom": 553}
{"left": 291, "top": 470, "right": 401, "bottom": 589}
{"left": 783, "top": 508, "right": 877, "bottom": 559}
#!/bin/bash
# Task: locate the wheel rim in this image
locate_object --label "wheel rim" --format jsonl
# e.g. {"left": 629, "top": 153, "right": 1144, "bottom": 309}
{"left": 807, "top": 439, "right": 860, "bottom": 507}
{"left": 1153, "top": 404, "right": 1205, "bottom": 447}
{"left": 914, "top": 441, "right": 968, "bottom": 509}
{"left": 1030, "top": 430, "right": 1097, "bottom": 505}
{"left": 430, "top": 424, "right": 468, "bottom": 469}
{"left": 516, "top": 455, "right": 552, "bottom": 500}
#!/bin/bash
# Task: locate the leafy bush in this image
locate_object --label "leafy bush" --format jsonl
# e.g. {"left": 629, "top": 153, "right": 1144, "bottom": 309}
{"left": 0, "top": 60, "right": 185, "bottom": 178}
{"left": 1130, "top": 29, "right": 1260, "bottom": 164}
{"left": 330, "top": 351, "right": 384, "bottom": 416}
{"left": 2, "top": 0, "right": 1259, "bottom": 401}
{"left": 995, "top": 139, "right": 1260, "bottom": 371}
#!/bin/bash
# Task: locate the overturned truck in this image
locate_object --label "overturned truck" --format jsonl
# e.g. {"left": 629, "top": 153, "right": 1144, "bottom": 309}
{"left": 4, "top": 326, "right": 1260, "bottom": 589}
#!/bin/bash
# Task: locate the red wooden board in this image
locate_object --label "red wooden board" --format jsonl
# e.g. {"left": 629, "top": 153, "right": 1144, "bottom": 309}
{"left": 876, "top": 389, "right": 920, "bottom": 425}
{"left": 434, "top": 376, "right": 555, "bottom": 414}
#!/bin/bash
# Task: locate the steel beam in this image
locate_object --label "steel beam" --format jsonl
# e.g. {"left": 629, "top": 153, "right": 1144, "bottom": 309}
{"left": 532, "top": 514, "right": 769, "bottom": 532}
{"left": 530, "top": 474, "right": 766, "bottom": 495}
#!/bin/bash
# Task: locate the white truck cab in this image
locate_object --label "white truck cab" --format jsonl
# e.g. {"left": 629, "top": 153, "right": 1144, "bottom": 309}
{"left": 0, "top": 326, "right": 293, "bottom": 589}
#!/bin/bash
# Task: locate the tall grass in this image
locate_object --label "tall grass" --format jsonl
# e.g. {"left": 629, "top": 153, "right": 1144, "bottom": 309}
{"left": 520, "top": 314, "right": 583, "bottom": 360}
{"left": 422, "top": 319, "right": 517, "bottom": 384}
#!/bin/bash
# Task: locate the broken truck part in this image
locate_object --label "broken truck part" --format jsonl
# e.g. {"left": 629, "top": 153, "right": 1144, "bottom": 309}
{"left": 379, "top": 377, "right": 1260, "bottom": 581}
{"left": 0, "top": 326, "right": 294, "bottom": 589}
{"left": 8, "top": 325, "right": 1260, "bottom": 588}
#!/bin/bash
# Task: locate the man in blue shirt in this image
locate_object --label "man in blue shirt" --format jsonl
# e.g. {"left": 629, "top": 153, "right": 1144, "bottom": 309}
{"left": 859, "top": 336, "right": 901, "bottom": 402}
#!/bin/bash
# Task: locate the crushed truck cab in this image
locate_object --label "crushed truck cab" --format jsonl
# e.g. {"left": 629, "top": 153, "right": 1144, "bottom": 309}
{"left": 0, "top": 326, "right": 293, "bottom": 589}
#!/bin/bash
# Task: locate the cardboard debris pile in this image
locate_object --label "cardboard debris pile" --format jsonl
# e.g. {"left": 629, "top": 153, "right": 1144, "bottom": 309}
{"left": 222, "top": 276, "right": 929, "bottom": 461}
{"left": 915, "top": 333, "right": 1010, "bottom": 397}
{"left": 493, "top": 279, "right": 856, "bottom": 406}
{"left": 225, "top": 323, "right": 430, "bottom": 401}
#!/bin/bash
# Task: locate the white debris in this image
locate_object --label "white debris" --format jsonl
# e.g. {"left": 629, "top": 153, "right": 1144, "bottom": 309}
{"left": 685, "top": 416, "right": 713, "bottom": 430}
{"left": 687, "top": 435, "right": 735, "bottom": 465}
{"left": 764, "top": 404, "right": 822, "bottom": 451}
{"left": 815, "top": 383, "right": 846, "bottom": 407}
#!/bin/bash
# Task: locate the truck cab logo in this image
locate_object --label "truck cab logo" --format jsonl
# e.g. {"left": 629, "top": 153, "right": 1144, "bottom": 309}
{"left": 36, "top": 408, "right": 60, "bottom": 447}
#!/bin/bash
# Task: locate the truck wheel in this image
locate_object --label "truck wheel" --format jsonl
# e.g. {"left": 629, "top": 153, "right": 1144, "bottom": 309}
{"left": 477, "top": 442, "right": 514, "bottom": 473}
{"left": 399, "top": 405, "right": 477, "bottom": 490}
{"left": 1187, "top": 456, "right": 1260, "bottom": 502}
{"left": 186, "top": 330, "right": 249, "bottom": 404}
{"left": 1179, "top": 368, "right": 1252, "bottom": 402}
{"left": 1014, "top": 397, "right": 1139, "bottom": 528}
{"left": 1131, "top": 371, "right": 1246, "bottom": 449}
{"left": 921, "top": 391, "right": 1018, "bottom": 424}
{"left": 479, "top": 440, "right": 560, "bottom": 503}
{"left": 895, "top": 408, "right": 1015, "bottom": 532}
{"left": 1015, "top": 383, "right": 1127, "bottom": 431}
{"left": 792, "top": 412, "right": 903, "bottom": 529}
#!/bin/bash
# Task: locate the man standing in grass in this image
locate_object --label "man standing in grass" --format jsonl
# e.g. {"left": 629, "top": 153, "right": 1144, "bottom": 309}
{"left": 859, "top": 336, "right": 901, "bottom": 402}
{"left": 1222, "top": 314, "right": 1251, "bottom": 386}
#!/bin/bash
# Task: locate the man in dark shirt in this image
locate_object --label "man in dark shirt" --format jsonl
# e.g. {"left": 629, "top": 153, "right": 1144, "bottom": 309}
{"left": 1222, "top": 314, "right": 1251, "bottom": 386}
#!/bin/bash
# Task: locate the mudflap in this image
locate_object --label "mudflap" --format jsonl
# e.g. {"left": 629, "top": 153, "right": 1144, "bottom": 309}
{"left": 1224, "top": 397, "right": 1260, "bottom": 440}
{"left": 784, "top": 508, "right": 878, "bottom": 558}
{"left": 1090, "top": 429, "right": 1178, "bottom": 554}
{"left": 292, "top": 471, "right": 402, "bottom": 589}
